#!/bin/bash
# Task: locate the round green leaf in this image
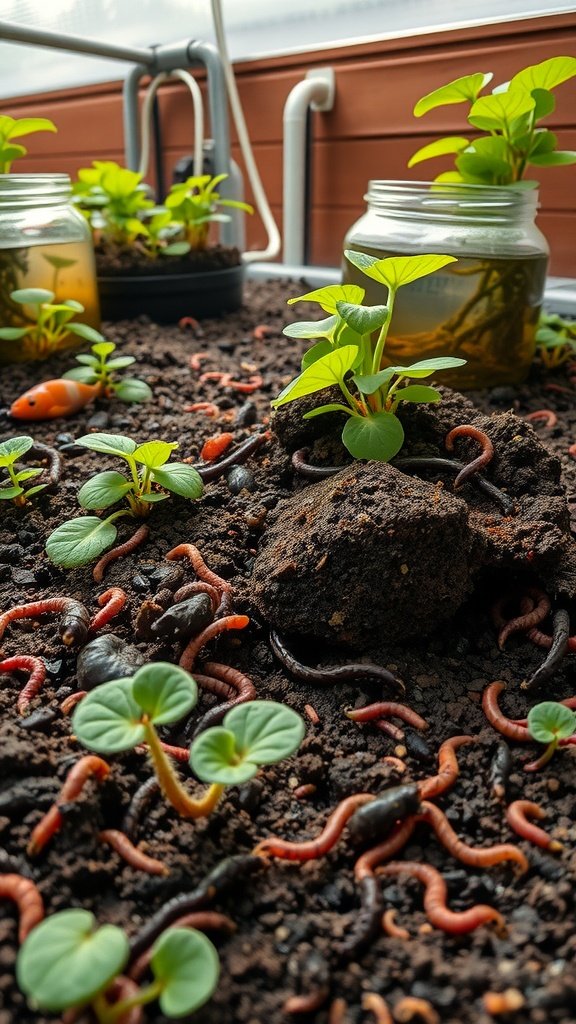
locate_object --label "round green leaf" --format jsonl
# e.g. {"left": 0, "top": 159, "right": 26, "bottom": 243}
{"left": 62, "top": 366, "right": 98, "bottom": 383}
{"left": 133, "top": 440, "right": 178, "bottom": 469}
{"left": 0, "top": 485, "right": 24, "bottom": 500}
{"left": 152, "top": 463, "right": 204, "bottom": 499}
{"left": 413, "top": 72, "right": 493, "bottom": 116}
{"left": 16, "top": 909, "right": 128, "bottom": 1012}
{"left": 75, "top": 433, "right": 137, "bottom": 458}
{"left": 113, "top": 378, "right": 153, "bottom": 403}
{"left": 45, "top": 515, "right": 118, "bottom": 568}
{"left": 74, "top": 353, "right": 100, "bottom": 366}
{"left": 73, "top": 678, "right": 145, "bottom": 752}
{"left": 151, "top": 928, "right": 219, "bottom": 1017}
{"left": 284, "top": 315, "right": 338, "bottom": 340}
{"left": 11, "top": 287, "right": 54, "bottom": 305}
{"left": 0, "top": 435, "right": 34, "bottom": 466}
{"left": 344, "top": 251, "right": 458, "bottom": 291}
{"left": 527, "top": 701, "right": 576, "bottom": 744}
{"left": 224, "top": 700, "right": 306, "bottom": 765}
{"left": 510, "top": 55, "right": 576, "bottom": 94}
{"left": 190, "top": 726, "right": 256, "bottom": 785}
{"left": 43, "top": 254, "right": 77, "bottom": 269}
{"left": 105, "top": 356, "right": 136, "bottom": 370}
{"left": 287, "top": 283, "right": 365, "bottom": 314}
{"left": 336, "top": 301, "right": 389, "bottom": 336}
{"left": 132, "top": 663, "right": 198, "bottom": 725}
{"left": 342, "top": 411, "right": 405, "bottom": 462}
{"left": 272, "top": 345, "right": 359, "bottom": 409}
{"left": 92, "top": 341, "right": 116, "bottom": 357}
{"left": 78, "top": 471, "right": 133, "bottom": 510}
{"left": 66, "top": 323, "right": 105, "bottom": 343}
{"left": 0, "top": 326, "right": 28, "bottom": 339}
{"left": 394, "top": 385, "right": 441, "bottom": 403}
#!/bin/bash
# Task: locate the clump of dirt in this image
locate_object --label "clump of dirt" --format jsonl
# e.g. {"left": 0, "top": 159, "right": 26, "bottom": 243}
{"left": 95, "top": 242, "right": 241, "bottom": 277}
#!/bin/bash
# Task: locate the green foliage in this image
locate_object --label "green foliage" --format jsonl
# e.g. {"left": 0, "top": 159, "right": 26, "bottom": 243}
{"left": 527, "top": 701, "right": 576, "bottom": 744}
{"left": 0, "top": 114, "right": 57, "bottom": 173}
{"left": 0, "top": 435, "right": 46, "bottom": 506}
{"left": 72, "top": 161, "right": 154, "bottom": 246}
{"left": 535, "top": 312, "right": 576, "bottom": 369}
{"left": 45, "top": 433, "right": 203, "bottom": 567}
{"left": 63, "top": 339, "right": 152, "bottom": 403}
{"left": 0, "top": 288, "right": 99, "bottom": 360}
{"left": 273, "top": 253, "right": 465, "bottom": 461}
{"left": 408, "top": 55, "right": 576, "bottom": 184}
{"left": 150, "top": 928, "right": 220, "bottom": 1017}
{"left": 165, "top": 173, "right": 254, "bottom": 250}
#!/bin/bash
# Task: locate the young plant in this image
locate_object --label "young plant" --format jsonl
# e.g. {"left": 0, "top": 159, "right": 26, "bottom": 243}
{"left": 72, "top": 160, "right": 155, "bottom": 247}
{"left": 0, "top": 287, "right": 102, "bottom": 359}
{"left": 63, "top": 339, "right": 153, "bottom": 403}
{"left": 45, "top": 433, "right": 203, "bottom": 568}
{"left": 527, "top": 701, "right": 576, "bottom": 770}
{"left": 0, "top": 114, "right": 57, "bottom": 173}
{"left": 273, "top": 253, "right": 466, "bottom": 461}
{"left": 165, "top": 173, "right": 253, "bottom": 250}
{"left": 408, "top": 55, "right": 576, "bottom": 185}
{"left": 0, "top": 436, "right": 47, "bottom": 507}
{"left": 17, "top": 908, "right": 219, "bottom": 1021}
{"left": 72, "top": 663, "right": 305, "bottom": 820}
{"left": 535, "top": 312, "right": 576, "bottom": 369}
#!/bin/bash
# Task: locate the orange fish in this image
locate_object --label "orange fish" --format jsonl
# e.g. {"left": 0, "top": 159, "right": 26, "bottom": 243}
{"left": 10, "top": 379, "right": 101, "bottom": 420}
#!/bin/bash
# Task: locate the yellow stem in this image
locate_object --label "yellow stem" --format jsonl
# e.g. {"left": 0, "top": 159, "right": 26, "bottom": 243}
{"left": 143, "top": 721, "right": 224, "bottom": 819}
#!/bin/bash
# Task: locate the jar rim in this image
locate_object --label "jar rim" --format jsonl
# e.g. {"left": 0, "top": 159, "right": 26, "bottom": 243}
{"left": 365, "top": 179, "right": 539, "bottom": 212}
{"left": 0, "top": 173, "right": 72, "bottom": 205}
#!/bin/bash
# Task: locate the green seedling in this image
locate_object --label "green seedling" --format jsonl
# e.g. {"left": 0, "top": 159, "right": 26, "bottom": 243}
{"left": 527, "top": 701, "right": 576, "bottom": 770}
{"left": 273, "top": 253, "right": 466, "bottom": 461}
{"left": 17, "top": 908, "right": 219, "bottom": 1021}
{"left": 139, "top": 207, "right": 192, "bottom": 259}
{"left": 42, "top": 253, "right": 78, "bottom": 295}
{"left": 45, "top": 433, "right": 203, "bottom": 568}
{"left": 63, "top": 340, "right": 153, "bottom": 403}
{"left": 165, "top": 173, "right": 254, "bottom": 250}
{"left": 408, "top": 55, "right": 576, "bottom": 185}
{"left": 0, "top": 114, "right": 57, "bottom": 173}
{"left": 0, "top": 436, "right": 47, "bottom": 507}
{"left": 0, "top": 288, "right": 102, "bottom": 359}
{"left": 535, "top": 312, "right": 576, "bottom": 369}
{"left": 73, "top": 160, "right": 155, "bottom": 246}
{"left": 72, "top": 663, "right": 305, "bottom": 819}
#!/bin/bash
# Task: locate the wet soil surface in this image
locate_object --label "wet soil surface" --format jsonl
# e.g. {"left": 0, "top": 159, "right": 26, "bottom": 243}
{"left": 95, "top": 243, "right": 241, "bottom": 276}
{"left": 1, "top": 279, "right": 576, "bottom": 1024}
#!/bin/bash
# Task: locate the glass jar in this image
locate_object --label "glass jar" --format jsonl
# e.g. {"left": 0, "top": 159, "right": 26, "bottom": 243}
{"left": 342, "top": 180, "right": 549, "bottom": 389}
{"left": 0, "top": 173, "right": 100, "bottom": 363}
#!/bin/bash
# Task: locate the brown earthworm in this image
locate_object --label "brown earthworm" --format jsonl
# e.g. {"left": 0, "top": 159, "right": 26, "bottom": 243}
{"left": 254, "top": 793, "right": 375, "bottom": 861}
{"left": 376, "top": 861, "right": 507, "bottom": 935}
{"left": 363, "top": 993, "right": 394, "bottom": 1024}
{"left": 506, "top": 800, "right": 563, "bottom": 852}
{"left": 527, "top": 624, "right": 576, "bottom": 654}
{"left": 199, "top": 370, "right": 233, "bottom": 385}
{"left": 27, "top": 755, "right": 110, "bottom": 856}
{"left": 523, "top": 608, "right": 571, "bottom": 689}
{"left": 59, "top": 690, "right": 87, "bottom": 715}
{"left": 172, "top": 580, "right": 220, "bottom": 612}
{"left": 29, "top": 441, "right": 63, "bottom": 491}
{"left": 135, "top": 740, "right": 190, "bottom": 763}
{"left": 417, "top": 735, "right": 474, "bottom": 799}
{"left": 189, "top": 351, "right": 210, "bottom": 369}
{"left": 354, "top": 818, "right": 418, "bottom": 880}
{"left": 166, "top": 543, "right": 232, "bottom": 595}
{"left": 346, "top": 702, "right": 429, "bottom": 731}
{"left": 291, "top": 448, "right": 346, "bottom": 479}
{"left": 304, "top": 703, "right": 320, "bottom": 724}
{"left": 489, "top": 741, "right": 513, "bottom": 801}
{"left": 98, "top": 829, "right": 169, "bottom": 876}
{"left": 129, "top": 910, "right": 236, "bottom": 982}
{"left": 445, "top": 425, "right": 494, "bottom": 488}
{"left": 497, "top": 588, "right": 551, "bottom": 649}
{"left": 270, "top": 630, "right": 405, "bottom": 693}
{"left": 382, "top": 908, "right": 410, "bottom": 940}
{"left": 376, "top": 720, "right": 405, "bottom": 742}
{"left": 253, "top": 324, "right": 274, "bottom": 340}
{"left": 0, "top": 874, "right": 44, "bottom": 943}
{"left": 525, "top": 410, "right": 558, "bottom": 429}
{"left": 122, "top": 777, "right": 160, "bottom": 840}
{"left": 228, "top": 374, "right": 263, "bottom": 393}
{"left": 394, "top": 996, "right": 440, "bottom": 1024}
{"left": 284, "top": 989, "right": 330, "bottom": 1015}
{"left": 191, "top": 661, "right": 256, "bottom": 734}
{"left": 90, "top": 588, "right": 128, "bottom": 631}
{"left": 394, "top": 456, "right": 515, "bottom": 515}
{"left": 0, "top": 655, "right": 47, "bottom": 715}
{"left": 192, "top": 431, "right": 270, "bottom": 482}
{"left": 328, "top": 998, "right": 348, "bottom": 1024}
{"left": 184, "top": 401, "right": 220, "bottom": 417}
{"left": 0, "top": 598, "right": 90, "bottom": 651}
{"left": 482, "top": 682, "right": 530, "bottom": 742}
{"left": 92, "top": 525, "right": 150, "bottom": 583}
{"left": 201, "top": 432, "right": 235, "bottom": 462}
{"left": 178, "top": 615, "right": 250, "bottom": 671}
{"left": 416, "top": 801, "right": 528, "bottom": 872}
{"left": 294, "top": 784, "right": 317, "bottom": 799}
{"left": 382, "top": 756, "right": 407, "bottom": 773}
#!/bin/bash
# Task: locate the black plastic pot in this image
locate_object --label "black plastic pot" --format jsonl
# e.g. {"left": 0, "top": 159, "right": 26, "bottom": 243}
{"left": 97, "top": 264, "right": 245, "bottom": 322}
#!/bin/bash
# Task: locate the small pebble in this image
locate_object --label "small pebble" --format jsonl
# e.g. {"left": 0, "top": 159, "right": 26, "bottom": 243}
{"left": 19, "top": 708, "right": 57, "bottom": 733}
{"left": 227, "top": 466, "right": 256, "bottom": 495}
{"left": 235, "top": 402, "right": 258, "bottom": 427}
{"left": 132, "top": 574, "right": 152, "bottom": 593}
{"left": 87, "top": 410, "right": 110, "bottom": 430}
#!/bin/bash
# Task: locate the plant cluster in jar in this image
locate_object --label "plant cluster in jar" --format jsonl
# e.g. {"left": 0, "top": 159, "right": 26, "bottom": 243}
{"left": 0, "top": 287, "right": 100, "bottom": 359}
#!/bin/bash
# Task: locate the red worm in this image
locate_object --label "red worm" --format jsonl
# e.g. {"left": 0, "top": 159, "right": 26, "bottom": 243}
{"left": 0, "top": 598, "right": 90, "bottom": 650}
{"left": 445, "top": 425, "right": 494, "bottom": 488}
{"left": 60, "top": 690, "right": 87, "bottom": 714}
{"left": 482, "top": 682, "right": 530, "bottom": 742}
{"left": 98, "top": 830, "right": 169, "bottom": 876}
{"left": 0, "top": 874, "right": 44, "bottom": 943}
{"left": 346, "top": 702, "right": 429, "bottom": 731}
{"left": 173, "top": 580, "right": 221, "bottom": 612}
{"left": 376, "top": 861, "right": 507, "bottom": 935}
{"left": 193, "top": 661, "right": 256, "bottom": 731}
{"left": 284, "top": 989, "right": 330, "bottom": 1015}
{"left": 184, "top": 401, "right": 220, "bottom": 417}
{"left": 382, "top": 908, "right": 410, "bottom": 941}
{"left": 90, "top": 588, "right": 128, "bottom": 631}
{"left": 201, "top": 432, "right": 234, "bottom": 462}
{"left": 354, "top": 818, "right": 418, "bottom": 880}
{"left": 92, "top": 525, "right": 150, "bottom": 583}
{"left": 394, "top": 997, "right": 440, "bottom": 1024}
{"left": 0, "top": 656, "right": 47, "bottom": 716}
{"left": 363, "top": 994, "right": 394, "bottom": 1024}
{"left": 254, "top": 793, "right": 375, "bottom": 861}
{"left": 180, "top": 317, "right": 200, "bottom": 332}
{"left": 506, "top": 800, "right": 564, "bottom": 852}
{"left": 253, "top": 324, "right": 274, "bottom": 340}
{"left": 294, "top": 784, "right": 317, "bottom": 800}
{"left": 129, "top": 911, "right": 236, "bottom": 981}
{"left": 166, "top": 543, "right": 233, "bottom": 595}
{"left": 199, "top": 370, "right": 233, "bottom": 386}
{"left": 417, "top": 801, "right": 529, "bottom": 872}
{"left": 227, "top": 374, "right": 263, "bottom": 393}
{"left": 135, "top": 740, "right": 190, "bottom": 763}
{"left": 417, "top": 735, "right": 474, "bottom": 800}
{"left": 28, "top": 755, "right": 110, "bottom": 856}
{"left": 189, "top": 351, "right": 210, "bottom": 369}
{"left": 382, "top": 756, "right": 407, "bottom": 773}
{"left": 527, "top": 625, "right": 576, "bottom": 654}
{"left": 525, "top": 410, "right": 558, "bottom": 429}
{"left": 497, "top": 588, "right": 551, "bottom": 649}
{"left": 178, "top": 615, "right": 250, "bottom": 671}
{"left": 304, "top": 703, "right": 320, "bottom": 725}
{"left": 376, "top": 720, "right": 405, "bottom": 742}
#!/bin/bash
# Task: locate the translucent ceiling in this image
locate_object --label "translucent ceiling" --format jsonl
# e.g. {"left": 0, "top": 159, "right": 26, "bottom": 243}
{"left": 0, "top": 0, "right": 572, "bottom": 98}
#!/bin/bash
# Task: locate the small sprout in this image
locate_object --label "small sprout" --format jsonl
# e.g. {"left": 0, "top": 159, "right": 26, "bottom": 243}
{"left": 535, "top": 312, "right": 576, "bottom": 369}
{"left": 0, "top": 435, "right": 47, "bottom": 506}
{"left": 16, "top": 908, "right": 219, "bottom": 1021}
{"left": 73, "top": 663, "right": 305, "bottom": 820}
{"left": 0, "top": 114, "right": 57, "bottom": 173}
{"left": 45, "top": 433, "right": 203, "bottom": 568}
{"left": 72, "top": 161, "right": 155, "bottom": 248}
{"left": 63, "top": 339, "right": 152, "bottom": 404}
{"left": 0, "top": 288, "right": 102, "bottom": 360}
{"left": 165, "top": 173, "right": 254, "bottom": 250}
{"left": 526, "top": 700, "right": 576, "bottom": 769}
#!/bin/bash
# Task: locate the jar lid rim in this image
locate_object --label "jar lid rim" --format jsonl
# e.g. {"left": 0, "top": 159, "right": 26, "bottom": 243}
{"left": 366, "top": 179, "right": 538, "bottom": 204}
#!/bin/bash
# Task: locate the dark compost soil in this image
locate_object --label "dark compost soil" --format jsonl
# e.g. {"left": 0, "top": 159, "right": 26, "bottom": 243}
{"left": 1, "top": 278, "right": 576, "bottom": 1024}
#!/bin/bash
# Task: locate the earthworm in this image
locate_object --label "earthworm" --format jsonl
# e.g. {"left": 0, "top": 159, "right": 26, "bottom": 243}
{"left": 135, "top": 740, "right": 190, "bottom": 763}
{"left": 354, "top": 818, "right": 418, "bottom": 881}
{"left": 90, "top": 588, "right": 128, "bottom": 631}
{"left": 166, "top": 543, "right": 233, "bottom": 595}
{"left": 27, "top": 755, "right": 110, "bottom": 856}
{"left": 178, "top": 615, "right": 250, "bottom": 671}
{"left": 228, "top": 374, "right": 263, "bottom": 393}
{"left": 59, "top": 690, "right": 87, "bottom": 714}
{"left": 376, "top": 720, "right": 405, "bottom": 741}
{"left": 527, "top": 624, "right": 576, "bottom": 654}
{"left": 193, "top": 431, "right": 270, "bottom": 483}
{"left": 270, "top": 630, "right": 405, "bottom": 693}
{"left": 0, "top": 874, "right": 44, "bottom": 943}
{"left": 189, "top": 350, "right": 209, "bottom": 369}
{"left": 483, "top": 990, "right": 525, "bottom": 1015}
{"left": 291, "top": 447, "right": 346, "bottom": 479}
{"left": 122, "top": 777, "right": 160, "bottom": 840}
{"left": 340, "top": 874, "right": 384, "bottom": 959}
{"left": 29, "top": 440, "right": 63, "bottom": 491}
{"left": 569, "top": 442, "right": 576, "bottom": 460}
{"left": 304, "top": 703, "right": 320, "bottom": 725}
{"left": 363, "top": 994, "right": 394, "bottom": 1024}
{"left": 0, "top": 598, "right": 90, "bottom": 650}
{"left": 445, "top": 425, "right": 495, "bottom": 488}
{"left": 522, "top": 609, "right": 571, "bottom": 691}
{"left": 180, "top": 317, "right": 200, "bottom": 332}
{"left": 173, "top": 580, "right": 220, "bottom": 612}
{"left": 506, "top": 800, "right": 563, "bottom": 852}
{"left": 393, "top": 456, "right": 515, "bottom": 515}
{"left": 382, "top": 756, "right": 407, "bottom": 772}
{"left": 376, "top": 861, "right": 506, "bottom": 935}
{"left": 489, "top": 741, "right": 513, "bottom": 801}
{"left": 328, "top": 998, "right": 348, "bottom": 1024}
{"left": 382, "top": 908, "right": 410, "bottom": 940}
{"left": 346, "top": 702, "right": 429, "bottom": 731}
{"left": 346, "top": 785, "right": 420, "bottom": 846}
{"left": 200, "top": 370, "right": 233, "bottom": 385}
{"left": 482, "top": 682, "right": 530, "bottom": 742}
{"left": 417, "top": 735, "right": 474, "bottom": 800}
{"left": 254, "top": 793, "right": 375, "bottom": 861}
{"left": 497, "top": 588, "right": 551, "bottom": 649}
{"left": 191, "top": 661, "right": 256, "bottom": 735}
{"left": 184, "top": 401, "right": 220, "bottom": 416}
{"left": 394, "top": 997, "right": 440, "bottom": 1024}
{"left": 525, "top": 409, "right": 558, "bottom": 429}
{"left": 416, "top": 801, "right": 529, "bottom": 872}
{"left": 253, "top": 324, "right": 274, "bottom": 340}
{"left": 201, "top": 432, "right": 234, "bottom": 462}
{"left": 129, "top": 911, "right": 235, "bottom": 981}
{"left": 98, "top": 829, "right": 169, "bottom": 876}
{"left": 92, "top": 525, "right": 150, "bottom": 583}
{"left": 0, "top": 655, "right": 47, "bottom": 716}
{"left": 284, "top": 989, "right": 330, "bottom": 1015}
{"left": 294, "top": 784, "right": 317, "bottom": 799}
{"left": 128, "top": 854, "right": 264, "bottom": 962}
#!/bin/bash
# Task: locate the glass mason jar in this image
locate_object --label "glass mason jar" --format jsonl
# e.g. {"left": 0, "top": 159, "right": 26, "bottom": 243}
{"left": 342, "top": 180, "right": 549, "bottom": 389}
{"left": 0, "top": 173, "right": 100, "bottom": 363}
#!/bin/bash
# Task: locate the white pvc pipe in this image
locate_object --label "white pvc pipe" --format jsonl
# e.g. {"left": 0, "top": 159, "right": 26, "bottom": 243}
{"left": 138, "top": 70, "right": 204, "bottom": 180}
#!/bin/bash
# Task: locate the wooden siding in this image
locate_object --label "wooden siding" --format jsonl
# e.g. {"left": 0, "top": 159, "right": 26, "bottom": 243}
{"left": 3, "top": 11, "right": 576, "bottom": 274}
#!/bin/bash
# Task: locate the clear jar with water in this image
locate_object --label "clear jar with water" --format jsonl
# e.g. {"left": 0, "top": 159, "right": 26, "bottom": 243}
{"left": 342, "top": 180, "right": 549, "bottom": 389}
{"left": 0, "top": 173, "right": 100, "bottom": 363}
